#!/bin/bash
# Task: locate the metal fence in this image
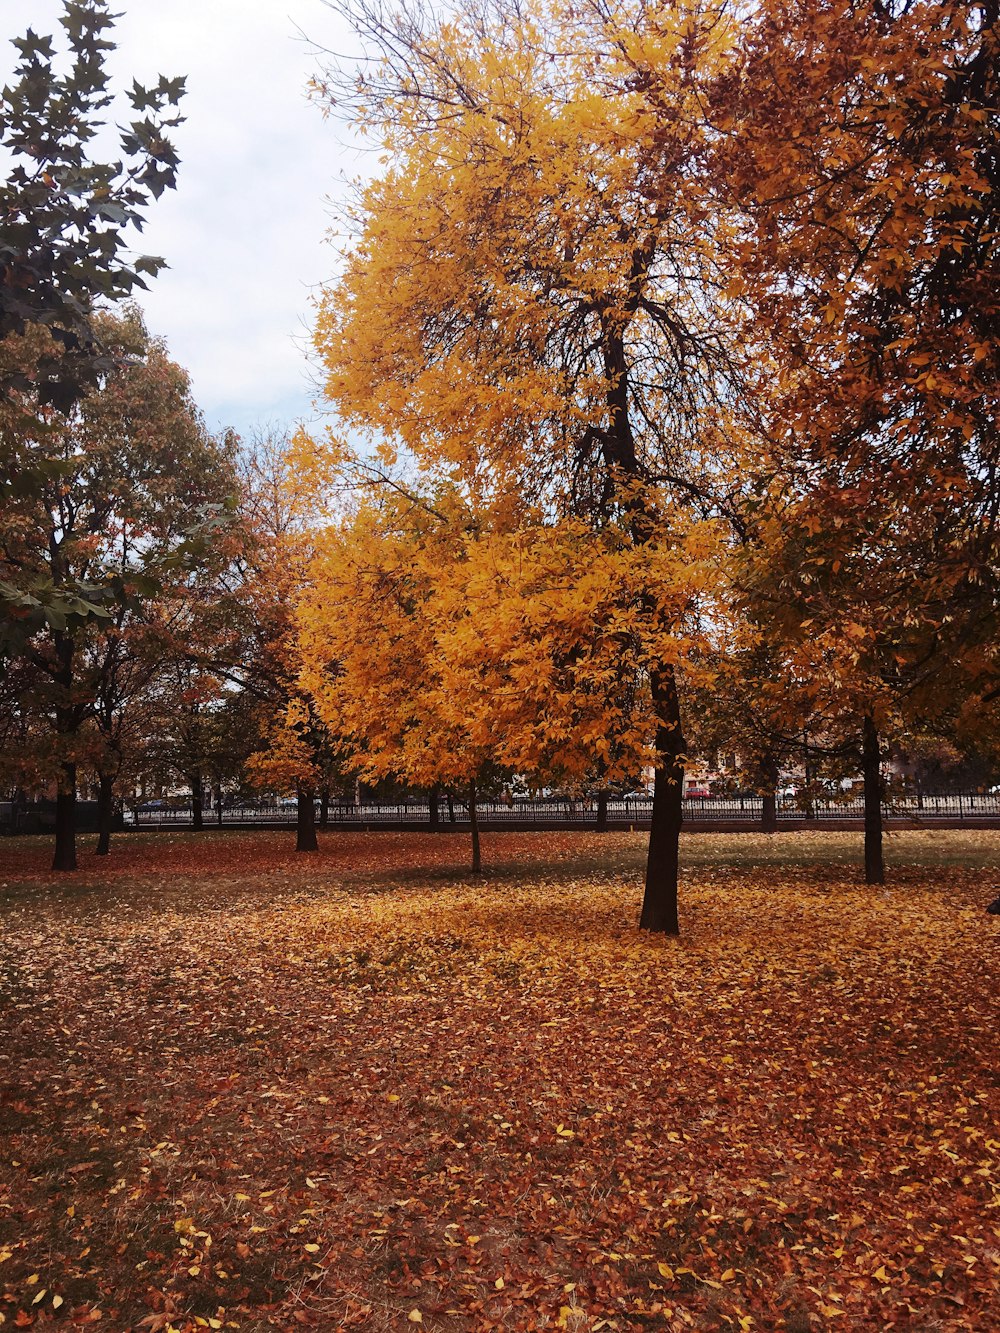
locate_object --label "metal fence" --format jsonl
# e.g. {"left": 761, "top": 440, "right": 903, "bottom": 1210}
{"left": 125, "top": 791, "right": 1000, "bottom": 830}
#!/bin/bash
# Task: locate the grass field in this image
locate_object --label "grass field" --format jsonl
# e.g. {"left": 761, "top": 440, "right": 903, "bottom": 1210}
{"left": 1, "top": 829, "right": 998, "bottom": 1331}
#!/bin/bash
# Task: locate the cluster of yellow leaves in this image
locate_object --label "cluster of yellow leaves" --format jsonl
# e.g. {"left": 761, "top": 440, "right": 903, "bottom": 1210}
{"left": 297, "top": 486, "right": 725, "bottom": 792}
{"left": 313, "top": 0, "right": 748, "bottom": 499}
{"left": 244, "top": 699, "right": 321, "bottom": 793}
{"left": 306, "top": 0, "right": 990, "bottom": 756}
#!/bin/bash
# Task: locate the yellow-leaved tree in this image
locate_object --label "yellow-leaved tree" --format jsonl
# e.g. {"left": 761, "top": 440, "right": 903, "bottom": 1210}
{"left": 307, "top": 0, "right": 752, "bottom": 930}
{"left": 297, "top": 478, "right": 722, "bottom": 882}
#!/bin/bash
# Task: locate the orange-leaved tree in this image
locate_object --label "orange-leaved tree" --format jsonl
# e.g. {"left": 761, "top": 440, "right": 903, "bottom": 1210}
{"left": 297, "top": 469, "right": 724, "bottom": 891}
{"left": 711, "top": 0, "right": 1000, "bottom": 880}
{"left": 309, "top": 0, "right": 752, "bottom": 929}
{"left": 227, "top": 430, "right": 344, "bottom": 852}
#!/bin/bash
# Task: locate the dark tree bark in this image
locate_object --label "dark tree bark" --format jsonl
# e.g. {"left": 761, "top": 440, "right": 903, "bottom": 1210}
{"left": 803, "top": 771, "right": 817, "bottom": 818}
{"left": 639, "top": 668, "right": 684, "bottom": 934}
{"left": 297, "top": 785, "right": 319, "bottom": 852}
{"left": 760, "top": 752, "right": 779, "bottom": 833}
{"left": 596, "top": 788, "right": 609, "bottom": 833}
{"left": 52, "top": 758, "right": 78, "bottom": 872}
{"left": 761, "top": 789, "right": 778, "bottom": 834}
{"left": 12, "top": 787, "right": 28, "bottom": 835}
{"left": 95, "top": 772, "right": 114, "bottom": 856}
{"left": 191, "top": 770, "right": 204, "bottom": 832}
{"left": 51, "top": 636, "right": 80, "bottom": 872}
{"left": 469, "top": 778, "right": 482, "bottom": 874}
{"left": 447, "top": 791, "right": 456, "bottom": 824}
{"left": 862, "top": 712, "right": 885, "bottom": 885}
{"left": 601, "top": 316, "right": 687, "bottom": 933}
{"left": 429, "top": 785, "right": 440, "bottom": 831}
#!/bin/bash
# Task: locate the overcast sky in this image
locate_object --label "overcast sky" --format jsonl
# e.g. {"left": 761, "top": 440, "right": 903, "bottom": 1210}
{"left": 1, "top": 0, "right": 364, "bottom": 440}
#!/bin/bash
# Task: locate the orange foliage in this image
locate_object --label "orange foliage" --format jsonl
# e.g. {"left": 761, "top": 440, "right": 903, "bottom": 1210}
{"left": 298, "top": 487, "right": 723, "bottom": 796}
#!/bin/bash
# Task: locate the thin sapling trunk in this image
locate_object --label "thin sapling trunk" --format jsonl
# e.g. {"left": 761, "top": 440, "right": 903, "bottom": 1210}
{"left": 469, "top": 779, "right": 481, "bottom": 874}
{"left": 95, "top": 772, "right": 114, "bottom": 855}
{"left": 862, "top": 713, "right": 885, "bottom": 884}
{"left": 297, "top": 785, "right": 319, "bottom": 853}
{"left": 191, "top": 771, "right": 204, "bottom": 832}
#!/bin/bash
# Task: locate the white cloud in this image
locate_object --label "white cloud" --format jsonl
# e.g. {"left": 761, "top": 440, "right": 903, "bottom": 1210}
{"left": 1, "top": 0, "right": 364, "bottom": 437}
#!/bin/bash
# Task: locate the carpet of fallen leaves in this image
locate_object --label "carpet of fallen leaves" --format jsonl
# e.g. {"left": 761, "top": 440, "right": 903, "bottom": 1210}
{"left": 1, "top": 829, "right": 998, "bottom": 1332}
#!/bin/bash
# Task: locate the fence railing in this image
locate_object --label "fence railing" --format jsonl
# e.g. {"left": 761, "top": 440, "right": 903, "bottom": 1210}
{"left": 123, "top": 791, "right": 1000, "bottom": 829}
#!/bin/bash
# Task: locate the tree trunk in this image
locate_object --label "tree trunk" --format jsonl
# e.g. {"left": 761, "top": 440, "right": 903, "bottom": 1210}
{"left": 95, "top": 772, "right": 114, "bottom": 856}
{"left": 447, "top": 791, "right": 456, "bottom": 824}
{"left": 760, "top": 752, "right": 779, "bottom": 833}
{"left": 761, "top": 789, "right": 778, "bottom": 833}
{"left": 52, "top": 760, "right": 78, "bottom": 872}
{"left": 297, "top": 785, "right": 318, "bottom": 852}
{"left": 12, "top": 786, "right": 28, "bottom": 835}
{"left": 596, "top": 788, "right": 609, "bottom": 833}
{"left": 191, "top": 771, "right": 204, "bottom": 832}
{"left": 319, "top": 785, "right": 330, "bottom": 827}
{"left": 862, "top": 712, "right": 885, "bottom": 885}
{"left": 51, "top": 637, "right": 79, "bottom": 871}
{"left": 639, "top": 668, "right": 684, "bottom": 934}
{"left": 429, "top": 785, "right": 440, "bottom": 831}
{"left": 469, "top": 779, "right": 482, "bottom": 874}
{"left": 599, "top": 319, "right": 685, "bottom": 932}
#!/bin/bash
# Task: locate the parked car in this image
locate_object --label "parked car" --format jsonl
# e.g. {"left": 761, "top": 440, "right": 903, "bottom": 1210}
{"left": 685, "top": 785, "right": 711, "bottom": 799}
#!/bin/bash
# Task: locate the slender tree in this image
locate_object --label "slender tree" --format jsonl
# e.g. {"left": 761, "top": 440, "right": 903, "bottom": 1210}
{"left": 1, "top": 309, "right": 233, "bottom": 869}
